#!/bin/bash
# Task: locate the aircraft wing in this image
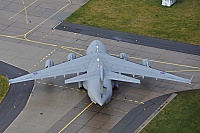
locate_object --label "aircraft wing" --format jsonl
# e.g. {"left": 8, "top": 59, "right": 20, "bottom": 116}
{"left": 9, "top": 55, "right": 92, "bottom": 84}
{"left": 103, "top": 54, "right": 192, "bottom": 84}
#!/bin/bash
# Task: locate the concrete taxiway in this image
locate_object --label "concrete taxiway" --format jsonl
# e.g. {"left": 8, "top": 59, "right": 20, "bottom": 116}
{"left": 0, "top": 0, "right": 199, "bottom": 133}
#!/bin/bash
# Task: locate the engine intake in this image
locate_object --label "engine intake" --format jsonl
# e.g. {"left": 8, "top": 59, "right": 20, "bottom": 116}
{"left": 141, "top": 59, "right": 151, "bottom": 68}
{"left": 68, "top": 53, "right": 76, "bottom": 61}
{"left": 45, "top": 59, "right": 54, "bottom": 68}
{"left": 119, "top": 53, "right": 128, "bottom": 61}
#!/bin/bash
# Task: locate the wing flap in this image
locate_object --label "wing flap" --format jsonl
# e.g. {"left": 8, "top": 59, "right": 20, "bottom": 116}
{"left": 65, "top": 71, "right": 99, "bottom": 84}
{"left": 105, "top": 71, "right": 140, "bottom": 84}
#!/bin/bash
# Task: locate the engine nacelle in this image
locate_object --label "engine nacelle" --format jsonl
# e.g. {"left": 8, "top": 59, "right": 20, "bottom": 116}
{"left": 68, "top": 53, "right": 76, "bottom": 61}
{"left": 141, "top": 59, "right": 151, "bottom": 68}
{"left": 45, "top": 59, "right": 54, "bottom": 68}
{"left": 119, "top": 53, "right": 128, "bottom": 61}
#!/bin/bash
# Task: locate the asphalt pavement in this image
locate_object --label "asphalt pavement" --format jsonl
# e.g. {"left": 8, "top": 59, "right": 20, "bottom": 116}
{"left": 56, "top": 22, "right": 200, "bottom": 56}
{"left": 109, "top": 94, "right": 171, "bottom": 133}
{"left": 0, "top": 61, "right": 34, "bottom": 132}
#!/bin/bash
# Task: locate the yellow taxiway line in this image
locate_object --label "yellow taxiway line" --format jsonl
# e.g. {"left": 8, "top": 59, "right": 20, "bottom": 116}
{"left": 3, "top": 1, "right": 198, "bottom": 131}
{"left": 60, "top": 46, "right": 86, "bottom": 52}
{"left": 9, "top": 0, "right": 38, "bottom": 20}
{"left": 60, "top": 46, "right": 83, "bottom": 57}
{"left": 9, "top": 0, "right": 72, "bottom": 40}
{"left": 1, "top": 0, "right": 199, "bottom": 73}
{"left": 166, "top": 69, "right": 200, "bottom": 73}
{"left": 58, "top": 102, "right": 93, "bottom": 133}
{"left": 21, "top": 0, "right": 29, "bottom": 25}
{"left": 1, "top": 32, "right": 199, "bottom": 72}
{"left": 149, "top": 60, "right": 200, "bottom": 70}
{"left": 24, "top": 0, "right": 72, "bottom": 38}
{"left": 110, "top": 53, "right": 200, "bottom": 70}
{"left": 0, "top": 34, "right": 57, "bottom": 47}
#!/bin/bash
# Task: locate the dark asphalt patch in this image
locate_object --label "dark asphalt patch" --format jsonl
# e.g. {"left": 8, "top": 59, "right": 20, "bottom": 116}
{"left": 0, "top": 61, "right": 34, "bottom": 132}
{"left": 56, "top": 22, "right": 200, "bottom": 56}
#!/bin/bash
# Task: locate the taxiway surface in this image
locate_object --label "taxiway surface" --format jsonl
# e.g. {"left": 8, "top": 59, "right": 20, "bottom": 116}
{"left": 0, "top": 0, "right": 199, "bottom": 133}
{"left": 0, "top": 61, "right": 34, "bottom": 132}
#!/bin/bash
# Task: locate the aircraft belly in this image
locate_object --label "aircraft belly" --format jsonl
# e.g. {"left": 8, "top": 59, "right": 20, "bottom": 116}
{"left": 87, "top": 79, "right": 112, "bottom": 106}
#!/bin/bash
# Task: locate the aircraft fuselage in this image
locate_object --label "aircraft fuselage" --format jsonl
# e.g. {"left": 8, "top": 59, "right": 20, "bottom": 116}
{"left": 83, "top": 40, "right": 113, "bottom": 106}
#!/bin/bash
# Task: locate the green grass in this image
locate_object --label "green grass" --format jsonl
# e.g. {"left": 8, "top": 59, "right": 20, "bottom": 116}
{"left": 65, "top": 0, "right": 200, "bottom": 45}
{"left": 0, "top": 75, "right": 9, "bottom": 103}
{"left": 141, "top": 89, "right": 200, "bottom": 133}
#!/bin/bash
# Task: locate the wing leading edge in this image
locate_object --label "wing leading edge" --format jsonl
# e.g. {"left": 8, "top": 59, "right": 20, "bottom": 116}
{"left": 9, "top": 55, "right": 92, "bottom": 84}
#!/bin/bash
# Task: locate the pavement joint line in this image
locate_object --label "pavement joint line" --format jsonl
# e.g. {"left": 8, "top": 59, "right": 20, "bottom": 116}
{"left": 36, "top": 81, "right": 143, "bottom": 104}
{"left": 79, "top": 102, "right": 128, "bottom": 113}
{"left": 134, "top": 93, "right": 178, "bottom": 133}
{"left": 23, "top": 0, "right": 72, "bottom": 38}
{"left": 1, "top": 0, "right": 200, "bottom": 73}
{"left": 0, "top": 33, "right": 199, "bottom": 71}
{"left": 36, "top": 82, "right": 86, "bottom": 93}
{"left": 0, "top": 0, "right": 199, "bottom": 130}
{"left": 39, "top": 30, "right": 55, "bottom": 41}
{"left": 58, "top": 101, "right": 93, "bottom": 133}
{"left": 28, "top": 49, "right": 57, "bottom": 72}
{"left": 9, "top": 0, "right": 38, "bottom": 20}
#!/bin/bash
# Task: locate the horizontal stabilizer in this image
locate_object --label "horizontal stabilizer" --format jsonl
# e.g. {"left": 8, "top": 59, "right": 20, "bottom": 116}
{"left": 105, "top": 71, "right": 140, "bottom": 84}
{"left": 65, "top": 71, "right": 98, "bottom": 84}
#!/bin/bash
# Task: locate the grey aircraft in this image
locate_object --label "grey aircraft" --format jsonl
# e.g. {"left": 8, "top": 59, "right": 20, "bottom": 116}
{"left": 9, "top": 40, "right": 193, "bottom": 106}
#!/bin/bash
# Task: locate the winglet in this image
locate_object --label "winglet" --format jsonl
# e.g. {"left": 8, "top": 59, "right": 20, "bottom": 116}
{"left": 6, "top": 75, "right": 11, "bottom": 86}
{"left": 188, "top": 75, "right": 194, "bottom": 84}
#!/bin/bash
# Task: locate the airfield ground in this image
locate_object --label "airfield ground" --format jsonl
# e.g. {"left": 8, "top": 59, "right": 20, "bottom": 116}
{"left": 0, "top": 75, "right": 9, "bottom": 103}
{"left": 65, "top": 0, "right": 200, "bottom": 45}
{"left": 0, "top": 0, "right": 199, "bottom": 133}
{"left": 141, "top": 89, "right": 200, "bottom": 133}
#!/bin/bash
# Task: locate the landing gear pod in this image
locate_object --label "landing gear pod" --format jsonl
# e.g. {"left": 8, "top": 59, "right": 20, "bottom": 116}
{"left": 141, "top": 59, "right": 151, "bottom": 68}
{"left": 68, "top": 53, "right": 76, "bottom": 61}
{"left": 119, "top": 53, "right": 128, "bottom": 61}
{"left": 45, "top": 59, "right": 54, "bottom": 68}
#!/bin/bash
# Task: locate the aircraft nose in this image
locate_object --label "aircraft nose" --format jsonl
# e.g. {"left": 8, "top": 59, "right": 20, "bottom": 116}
{"left": 97, "top": 100, "right": 105, "bottom": 106}
{"left": 95, "top": 95, "right": 107, "bottom": 106}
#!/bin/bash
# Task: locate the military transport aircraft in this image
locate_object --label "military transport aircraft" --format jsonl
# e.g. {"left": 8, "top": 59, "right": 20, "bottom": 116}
{"left": 9, "top": 40, "right": 193, "bottom": 106}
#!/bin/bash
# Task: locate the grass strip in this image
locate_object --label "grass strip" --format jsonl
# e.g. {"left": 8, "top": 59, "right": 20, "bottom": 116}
{"left": 0, "top": 75, "right": 9, "bottom": 103}
{"left": 141, "top": 89, "right": 200, "bottom": 133}
{"left": 65, "top": 0, "right": 200, "bottom": 45}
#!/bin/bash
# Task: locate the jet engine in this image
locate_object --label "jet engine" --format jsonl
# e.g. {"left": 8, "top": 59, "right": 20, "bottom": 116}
{"left": 141, "top": 59, "right": 151, "bottom": 68}
{"left": 119, "top": 53, "right": 128, "bottom": 61}
{"left": 45, "top": 59, "right": 54, "bottom": 68}
{"left": 68, "top": 53, "right": 76, "bottom": 61}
